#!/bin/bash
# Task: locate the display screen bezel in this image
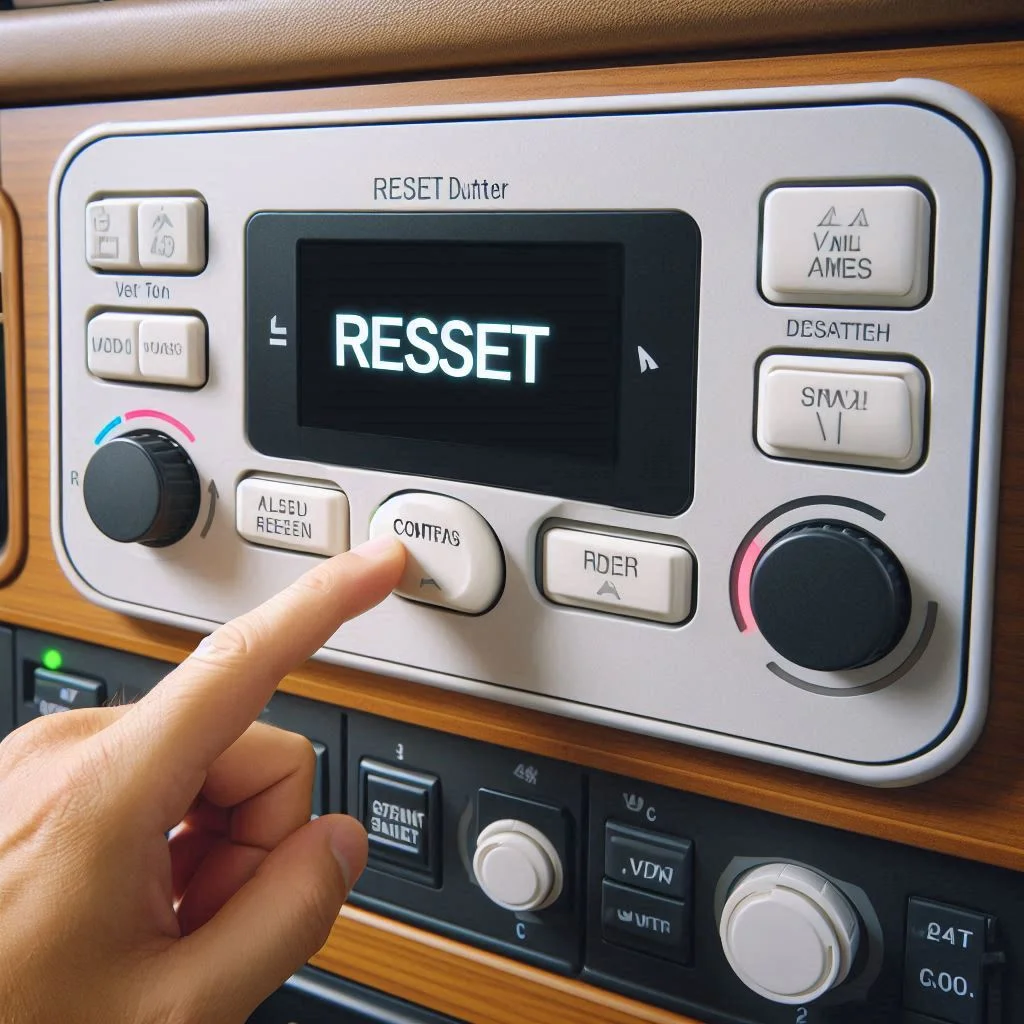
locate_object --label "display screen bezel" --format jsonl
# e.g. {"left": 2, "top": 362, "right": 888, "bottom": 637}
{"left": 246, "top": 211, "right": 700, "bottom": 515}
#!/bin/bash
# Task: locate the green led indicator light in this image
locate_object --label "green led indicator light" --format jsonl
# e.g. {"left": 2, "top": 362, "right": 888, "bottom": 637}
{"left": 41, "top": 648, "right": 63, "bottom": 672}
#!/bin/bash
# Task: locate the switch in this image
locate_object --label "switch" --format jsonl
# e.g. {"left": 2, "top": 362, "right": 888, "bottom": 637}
{"left": 138, "top": 314, "right": 207, "bottom": 387}
{"left": 601, "top": 880, "right": 690, "bottom": 964}
{"left": 85, "top": 198, "right": 140, "bottom": 271}
{"left": 359, "top": 759, "right": 441, "bottom": 886}
{"left": 87, "top": 312, "right": 143, "bottom": 382}
{"left": 473, "top": 819, "right": 563, "bottom": 912}
{"left": 137, "top": 197, "right": 207, "bottom": 274}
{"left": 904, "top": 898, "right": 994, "bottom": 1024}
{"left": 604, "top": 822, "right": 692, "bottom": 900}
{"left": 33, "top": 668, "right": 106, "bottom": 715}
{"left": 236, "top": 476, "right": 349, "bottom": 557}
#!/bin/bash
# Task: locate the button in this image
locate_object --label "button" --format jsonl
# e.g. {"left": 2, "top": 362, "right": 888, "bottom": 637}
{"left": 86, "top": 198, "right": 140, "bottom": 271}
{"left": 138, "top": 314, "right": 207, "bottom": 387}
{"left": 359, "top": 759, "right": 440, "bottom": 885}
{"left": 601, "top": 880, "right": 690, "bottom": 964}
{"left": 369, "top": 492, "right": 504, "bottom": 614}
{"left": 541, "top": 527, "right": 692, "bottom": 623}
{"left": 87, "top": 312, "right": 143, "bottom": 381}
{"left": 236, "top": 477, "right": 349, "bottom": 557}
{"left": 473, "top": 819, "right": 563, "bottom": 912}
{"left": 310, "top": 741, "right": 327, "bottom": 819}
{"left": 756, "top": 354, "right": 926, "bottom": 470}
{"left": 33, "top": 668, "right": 106, "bottom": 715}
{"left": 761, "top": 185, "right": 931, "bottom": 307}
{"left": 137, "top": 197, "right": 206, "bottom": 273}
{"left": 604, "top": 822, "right": 692, "bottom": 900}
{"left": 904, "top": 898, "right": 991, "bottom": 1024}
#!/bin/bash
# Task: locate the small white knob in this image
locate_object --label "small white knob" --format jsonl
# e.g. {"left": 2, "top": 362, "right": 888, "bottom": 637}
{"left": 472, "top": 819, "right": 563, "bottom": 912}
{"left": 719, "top": 863, "right": 860, "bottom": 1005}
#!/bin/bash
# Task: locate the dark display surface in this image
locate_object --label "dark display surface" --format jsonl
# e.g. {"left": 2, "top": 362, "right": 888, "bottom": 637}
{"left": 297, "top": 240, "right": 624, "bottom": 462}
{"left": 247, "top": 212, "right": 700, "bottom": 514}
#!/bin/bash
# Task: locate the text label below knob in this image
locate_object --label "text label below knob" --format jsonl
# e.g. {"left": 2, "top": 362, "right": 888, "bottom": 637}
{"left": 750, "top": 520, "right": 911, "bottom": 671}
{"left": 472, "top": 819, "right": 564, "bottom": 912}
{"left": 719, "top": 862, "right": 861, "bottom": 1005}
{"left": 83, "top": 429, "right": 201, "bottom": 547}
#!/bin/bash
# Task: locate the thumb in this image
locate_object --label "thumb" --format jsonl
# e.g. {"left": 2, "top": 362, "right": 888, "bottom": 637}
{"left": 159, "top": 815, "right": 367, "bottom": 1021}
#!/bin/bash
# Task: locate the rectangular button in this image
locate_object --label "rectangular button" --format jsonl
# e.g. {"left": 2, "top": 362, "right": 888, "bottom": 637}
{"left": 87, "top": 312, "right": 143, "bottom": 381}
{"left": 605, "top": 822, "right": 692, "bottom": 900}
{"left": 138, "top": 197, "right": 207, "bottom": 273}
{"left": 601, "top": 879, "right": 690, "bottom": 963}
{"left": 236, "top": 477, "right": 349, "bottom": 557}
{"left": 757, "top": 354, "right": 926, "bottom": 470}
{"left": 359, "top": 759, "right": 440, "bottom": 885}
{"left": 86, "top": 198, "right": 139, "bottom": 271}
{"left": 904, "top": 898, "right": 990, "bottom": 1024}
{"left": 761, "top": 184, "right": 931, "bottom": 307}
{"left": 33, "top": 668, "right": 106, "bottom": 715}
{"left": 138, "top": 314, "right": 207, "bottom": 387}
{"left": 542, "top": 528, "right": 692, "bottom": 623}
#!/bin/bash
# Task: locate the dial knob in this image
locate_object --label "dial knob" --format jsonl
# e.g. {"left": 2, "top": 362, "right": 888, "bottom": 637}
{"left": 719, "top": 863, "right": 861, "bottom": 1005}
{"left": 472, "top": 819, "right": 564, "bottom": 912}
{"left": 83, "top": 429, "right": 201, "bottom": 547}
{"left": 750, "top": 520, "right": 910, "bottom": 671}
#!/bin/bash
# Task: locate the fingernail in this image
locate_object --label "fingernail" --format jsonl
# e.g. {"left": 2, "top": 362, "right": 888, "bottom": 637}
{"left": 326, "top": 817, "right": 368, "bottom": 890}
{"left": 352, "top": 534, "right": 401, "bottom": 560}
{"left": 190, "top": 635, "right": 218, "bottom": 658}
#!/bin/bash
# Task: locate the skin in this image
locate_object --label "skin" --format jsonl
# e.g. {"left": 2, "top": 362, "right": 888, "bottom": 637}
{"left": 0, "top": 535, "right": 406, "bottom": 1024}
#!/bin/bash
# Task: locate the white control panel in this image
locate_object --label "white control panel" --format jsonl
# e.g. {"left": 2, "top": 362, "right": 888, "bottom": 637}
{"left": 50, "top": 80, "right": 1014, "bottom": 785}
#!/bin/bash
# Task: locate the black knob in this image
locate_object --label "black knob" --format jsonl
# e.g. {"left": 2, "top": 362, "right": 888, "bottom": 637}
{"left": 750, "top": 520, "right": 911, "bottom": 672}
{"left": 83, "top": 429, "right": 200, "bottom": 547}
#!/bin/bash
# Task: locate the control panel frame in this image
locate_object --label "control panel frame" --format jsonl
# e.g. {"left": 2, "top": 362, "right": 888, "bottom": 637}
{"left": 48, "top": 78, "right": 1016, "bottom": 787}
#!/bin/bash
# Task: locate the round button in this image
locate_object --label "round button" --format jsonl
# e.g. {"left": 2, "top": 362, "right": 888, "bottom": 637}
{"left": 719, "top": 863, "right": 860, "bottom": 1005}
{"left": 472, "top": 819, "right": 564, "bottom": 912}
{"left": 83, "top": 429, "right": 201, "bottom": 547}
{"left": 750, "top": 520, "right": 911, "bottom": 671}
{"left": 369, "top": 492, "right": 504, "bottom": 614}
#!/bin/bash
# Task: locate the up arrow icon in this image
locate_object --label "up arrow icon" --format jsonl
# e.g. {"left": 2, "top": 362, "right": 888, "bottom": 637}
{"left": 637, "top": 346, "right": 659, "bottom": 373}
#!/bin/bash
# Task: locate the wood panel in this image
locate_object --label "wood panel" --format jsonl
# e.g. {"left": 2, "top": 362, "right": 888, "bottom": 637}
{"left": 0, "top": 39, "right": 1023, "bottom": 1024}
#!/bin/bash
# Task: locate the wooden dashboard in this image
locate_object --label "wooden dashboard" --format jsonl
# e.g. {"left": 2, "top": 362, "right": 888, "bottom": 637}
{"left": 1, "top": 34, "right": 1022, "bottom": 1024}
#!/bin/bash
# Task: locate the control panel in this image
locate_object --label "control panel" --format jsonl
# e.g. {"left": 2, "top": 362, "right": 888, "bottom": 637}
{"left": 1, "top": 630, "right": 1020, "bottom": 1023}
{"left": 50, "top": 80, "right": 1015, "bottom": 785}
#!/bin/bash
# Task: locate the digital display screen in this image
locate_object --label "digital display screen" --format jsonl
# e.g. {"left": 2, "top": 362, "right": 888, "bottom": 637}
{"left": 297, "top": 240, "right": 624, "bottom": 462}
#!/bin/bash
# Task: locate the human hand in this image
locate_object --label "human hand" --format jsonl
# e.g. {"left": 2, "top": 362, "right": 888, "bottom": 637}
{"left": 0, "top": 536, "right": 405, "bottom": 1024}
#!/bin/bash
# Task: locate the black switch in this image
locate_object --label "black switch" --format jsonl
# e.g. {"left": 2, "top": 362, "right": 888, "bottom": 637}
{"left": 32, "top": 668, "right": 105, "bottom": 715}
{"left": 904, "top": 897, "right": 993, "bottom": 1024}
{"left": 359, "top": 759, "right": 441, "bottom": 886}
{"left": 604, "top": 821, "right": 692, "bottom": 900}
{"left": 310, "top": 741, "right": 327, "bottom": 819}
{"left": 601, "top": 879, "right": 690, "bottom": 964}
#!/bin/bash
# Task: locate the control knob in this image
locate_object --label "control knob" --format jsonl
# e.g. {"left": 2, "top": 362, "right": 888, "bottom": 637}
{"left": 750, "top": 520, "right": 911, "bottom": 671}
{"left": 83, "top": 429, "right": 201, "bottom": 547}
{"left": 719, "top": 863, "right": 861, "bottom": 1005}
{"left": 472, "top": 819, "right": 563, "bottom": 912}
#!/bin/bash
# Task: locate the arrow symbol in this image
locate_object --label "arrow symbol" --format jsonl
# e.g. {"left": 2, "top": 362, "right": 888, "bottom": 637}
{"left": 270, "top": 316, "right": 287, "bottom": 336}
{"left": 420, "top": 577, "right": 441, "bottom": 590}
{"left": 637, "top": 346, "right": 659, "bottom": 373}
{"left": 597, "top": 580, "right": 621, "bottom": 599}
{"left": 200, "top": 480, "right": 219, "bottom": 539}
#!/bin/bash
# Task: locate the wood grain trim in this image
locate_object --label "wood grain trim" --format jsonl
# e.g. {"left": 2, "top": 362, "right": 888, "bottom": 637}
{"left": 0, "top": 190, "right": 27, "bottom": 587}
{"left": 0, "top": 39, "right": 1023, "bottom": 1024}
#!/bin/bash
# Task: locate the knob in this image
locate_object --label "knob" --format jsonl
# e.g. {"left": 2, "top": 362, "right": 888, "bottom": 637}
{"left": 750, "top": 520, "right": 910, "bottom": 671}
{"left": 83, "top": 429, "right": 201, "bottom": 547}
{"left": 719, "top": 863, "right": 860, "bottom": 1005}
{"left": 472, "top": 819, "right": 563, "bottom": 912}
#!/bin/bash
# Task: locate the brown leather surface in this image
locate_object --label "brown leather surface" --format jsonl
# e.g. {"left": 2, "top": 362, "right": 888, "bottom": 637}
{"left": 0, "top": 0, "right": 1021, "bottom": 104}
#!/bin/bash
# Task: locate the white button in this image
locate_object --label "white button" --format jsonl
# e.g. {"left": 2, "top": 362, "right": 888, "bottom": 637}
{"left": 472, "top": 819, "right": 564, "bottom": 912}
{"left": 757, "top": 354, "right": 926, "bottom": 470}
{"left": 542, "top": 528, "right": 692, "bottom": 624}
{"left": 86, "top": 313, "right": 143, "bottom": 381}
{"left": 761, "top": 185, "right": 931, "bottom": 307}
{"left": 368, "top": 492, "right": 504, "bottom": 614}
{"left": 719, "top": 863, "right": 859, "bottom": 1005}
{"left": 138, "top": 315, "right": 207, "bottom": 387}
{"left": 85, "top": 199, "right": 139, "bottom": 271}
{"left": 137, "top": 197, "right": 206, "bottom": 273}
{"left": 236, "top": 477, "right": 349, "bottom": 557}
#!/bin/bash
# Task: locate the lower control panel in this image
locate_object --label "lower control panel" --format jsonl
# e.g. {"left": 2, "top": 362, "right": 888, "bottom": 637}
{"left": 1, "top": 628, "right": 1019, "bottom": 1024}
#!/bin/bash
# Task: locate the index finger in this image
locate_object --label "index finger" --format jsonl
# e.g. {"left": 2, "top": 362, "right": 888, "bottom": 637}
{"left": 112, "top": 535, "right": 404, "bottom": 796}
